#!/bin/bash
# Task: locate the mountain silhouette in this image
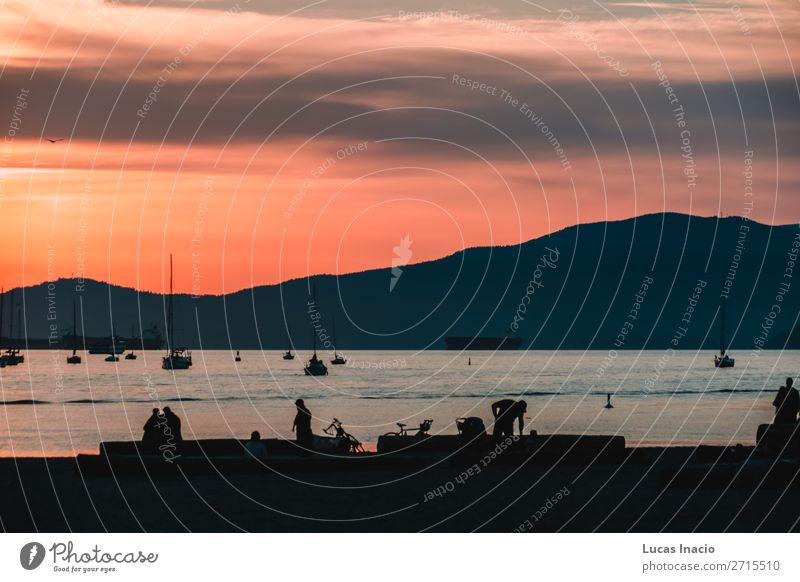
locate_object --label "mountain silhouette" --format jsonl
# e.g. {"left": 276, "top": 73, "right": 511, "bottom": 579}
{"left": 3, "top": 213, "right": 799, "bottom": 350}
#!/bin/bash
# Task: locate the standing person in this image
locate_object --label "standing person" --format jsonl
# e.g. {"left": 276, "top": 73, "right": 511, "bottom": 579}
{"left": 292, "top": 399, "right": 314, "bottom": 450}
{"left": 491, "top": 399, "right": 527, "bottom": 442}
{"left": 162, "top": 406, "right": 183, "bottom": 442}
{"left": 773, "top": 377, "right": 800, "bottom": 424}
{"left": 142, "top": 408, "right": 161, "bottom": 445}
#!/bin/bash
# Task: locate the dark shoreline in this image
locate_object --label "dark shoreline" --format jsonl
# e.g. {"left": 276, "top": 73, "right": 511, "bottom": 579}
{"left": 2, "top": 447, "right": 798, "bottom": 532}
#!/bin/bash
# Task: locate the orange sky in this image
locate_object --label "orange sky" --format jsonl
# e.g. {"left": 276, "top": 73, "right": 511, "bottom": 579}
{"left": 1, "top": 0, "right": 798, "bottom": 294}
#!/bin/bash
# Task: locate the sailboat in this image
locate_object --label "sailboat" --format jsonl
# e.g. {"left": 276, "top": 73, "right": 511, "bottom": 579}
{"left": 66, "top": 299, "right": 81, "bottom": 364}
{"left": 714, "top": 295, "right": 735, "bottom": 368}
{"left": 162, "top": 254, "right": 192, "bottom": 370}
{"left": 1, "top": 289, "right": 23, "bottom": 366}
{"left": 330, "top": 317, "right": 346, "bottom": 365}
{"left": 0, "top": 287, "right": 6, "bottom": 368}
{"left": 283, "top": 325, "right": 295, "bottom": 359}
{"left": 304, "top": 284, "right": 328, "bottom": 376}
{"left": 305, "top": 352, "right": 328, "bottom": 376}
{"left": 125, "top": 324, "right": 138, "bottom": 359}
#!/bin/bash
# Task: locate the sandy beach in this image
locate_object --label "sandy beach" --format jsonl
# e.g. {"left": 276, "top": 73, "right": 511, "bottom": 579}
{"left": 2, "top": 448, "right": 797, "bottom": 533}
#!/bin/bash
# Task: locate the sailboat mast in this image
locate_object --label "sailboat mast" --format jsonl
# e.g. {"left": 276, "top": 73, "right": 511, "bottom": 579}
{"left": 168, "top": 254, "right": 174, "bottom": 352}
{"left": 720, "top": 295, "right": 726, "bottom": 356}
{"left": 312, "top": 281, "right": 317, "bottom": 355}
{"left": 332, "top": 317, "right": 336, "bottom": 356}
{"left": 72, "top": 298, "right": 78, "bottom": 353}
{"left": 8, "top": 289, "right": 13, "bottom": 347}
{"left": 0, "top": 287, "right": 4, "bottom": 352}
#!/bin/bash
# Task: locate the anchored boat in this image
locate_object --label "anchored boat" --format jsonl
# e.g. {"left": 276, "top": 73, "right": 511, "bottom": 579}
{"left": 305, "top": 352, "right": 328, "bottom": 376}
{"left": 714, "top": 295, "right": 735, "bottom": 368}
{"left": 0, "top": 289, "right": 24, "bottom": 366}
{"left": 162, "top": 254, "right": 192, "bottom": 370}
{"left": 304, "top": 283, "right": 328, "bottom": 376}
{"left": 330, "top": 318, "right": 346, "bottom": 365}
{"left": 66, "top": 299, "right": 81, "bottom": 364}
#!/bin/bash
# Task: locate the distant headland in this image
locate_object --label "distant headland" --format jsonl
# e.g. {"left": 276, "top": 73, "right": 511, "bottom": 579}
{"left": 2, "top": 213, "right": 798, "bottom": 351}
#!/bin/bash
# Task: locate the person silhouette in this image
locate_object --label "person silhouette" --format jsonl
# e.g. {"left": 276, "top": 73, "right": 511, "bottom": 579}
{"left": 491, "top": 399, "right": 527, "bottom": 442}
{"left": 604, "top": 393, "right": 614, "bottom": 409}
{"left": 772, "top": 377, "right": 799, "bottom": 425}
{"left": 142, "top": 408, "right": 161, "bottom": 445}
{"left": 292, "top": 399, "right": 314, "bottom": 450}
{"left": 162, "top": 406, "right": 183, "bottom": 442}
{"left": 244, "top": 431, "right": 267, "bottom": 459}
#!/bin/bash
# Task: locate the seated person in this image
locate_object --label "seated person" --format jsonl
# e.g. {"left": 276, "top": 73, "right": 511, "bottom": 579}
{"left": 142, "top": 408, "right": 161, "bottom": 445}
{"left": 244, "top": 431, "right": 267, "bottom": 459}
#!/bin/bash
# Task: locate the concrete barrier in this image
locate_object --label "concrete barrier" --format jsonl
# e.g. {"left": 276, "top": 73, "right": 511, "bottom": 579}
{"left": 756, "top": 423, "right": 800, "bottom": 456}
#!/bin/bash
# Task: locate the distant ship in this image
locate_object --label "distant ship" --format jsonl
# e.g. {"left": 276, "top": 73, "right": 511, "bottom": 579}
{"left": 444, "top": 336, "right": 522, "bottom": 350}
{"left": 123, "top": 323, "right": 163, "bottom": 351}
{"left": 62, "top": 324, "right": 163, "bottom": 353}
{"left": 87, "top": 338, "right": 127, "bottom": 355}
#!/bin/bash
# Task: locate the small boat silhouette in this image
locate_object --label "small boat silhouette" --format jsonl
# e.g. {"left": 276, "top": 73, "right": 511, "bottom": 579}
{"left": 66, "top": 299, "right": 81, "bottom": 364}
{"left": 0, "top": 289, "right": 24, "bottom": 365}
{"left": 304, "top": 283, "right": 328, "bottom": 376}
{"left": 304, "top": 352, "right": 328, "bottom": 376}
{"left": 330, "top": 319, "right": 346, "bottom": 365}
{"left": 714, "top": 295, "right": 735, "bottom": 368}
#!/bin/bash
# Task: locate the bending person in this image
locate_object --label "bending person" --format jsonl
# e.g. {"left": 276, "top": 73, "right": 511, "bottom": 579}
{"left": 491, "top": 399, "right": 527, "bottom": 442}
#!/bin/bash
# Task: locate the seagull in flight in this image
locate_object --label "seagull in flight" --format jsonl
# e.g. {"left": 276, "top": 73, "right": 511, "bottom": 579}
{"left": 44, "top": 137, "right": 64, "bottom": 143}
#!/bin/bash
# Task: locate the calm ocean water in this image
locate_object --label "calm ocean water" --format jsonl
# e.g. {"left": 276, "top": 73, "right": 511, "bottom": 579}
{"left": 0, "top": 349, "right": 793, "bottom": 456}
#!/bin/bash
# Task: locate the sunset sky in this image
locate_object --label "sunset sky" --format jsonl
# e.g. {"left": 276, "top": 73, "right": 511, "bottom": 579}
{"left": 0, "top": 0, "right": 797, "bottom": 294}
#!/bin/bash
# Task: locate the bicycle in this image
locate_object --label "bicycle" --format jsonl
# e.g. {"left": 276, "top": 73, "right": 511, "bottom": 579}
{"left": 323, "top": 418, "right": 365, "bottom": 453}
{"left": 382, "top": 419, "right": 434, "bottom": 438}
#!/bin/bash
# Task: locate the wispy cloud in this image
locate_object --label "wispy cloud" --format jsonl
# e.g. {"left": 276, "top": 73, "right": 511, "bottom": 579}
{"left": 0, "top": 0, "right": 796, "bottom": 292}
